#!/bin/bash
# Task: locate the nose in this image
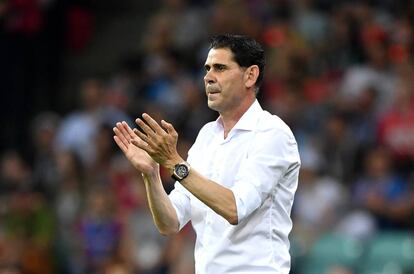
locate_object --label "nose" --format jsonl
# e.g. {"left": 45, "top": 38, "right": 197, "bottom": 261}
{"left": 204, "top": 70, "right": 215, "bottom": 85}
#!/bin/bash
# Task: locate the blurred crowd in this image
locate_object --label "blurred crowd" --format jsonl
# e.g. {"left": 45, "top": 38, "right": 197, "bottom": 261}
{"left": 1, "top": 0, "right": 414, "bottom": 274}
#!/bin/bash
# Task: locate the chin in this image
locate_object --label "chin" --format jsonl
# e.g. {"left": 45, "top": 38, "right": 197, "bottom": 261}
{"left": 207, "top": 101, "right": 220, "bottom": 111}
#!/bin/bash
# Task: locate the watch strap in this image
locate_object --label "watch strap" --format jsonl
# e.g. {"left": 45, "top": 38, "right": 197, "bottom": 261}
{"left": 171, "top": 162, "right": 190, "bottom": 182}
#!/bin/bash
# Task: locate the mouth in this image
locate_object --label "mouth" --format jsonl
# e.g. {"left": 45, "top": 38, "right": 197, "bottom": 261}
{"left": 208, "top": 91, "right": 220, "bottom": 95}
{"left": 206, "top": 86, "right": 221, "bottom": 95}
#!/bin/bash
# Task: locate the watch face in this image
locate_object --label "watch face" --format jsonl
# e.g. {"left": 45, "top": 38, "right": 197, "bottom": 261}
{"left": 176, "top": 164, "right": 189, "bottom": 178}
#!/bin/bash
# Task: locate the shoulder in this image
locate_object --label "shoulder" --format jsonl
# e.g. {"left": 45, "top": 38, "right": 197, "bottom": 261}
{"left": 187, "top": 121, "right": 217, "bottom": 156}
{"left": 194, "top": 121, "right": 217, "bottom": 142}
{"left": 198, "top": 120, "right": 217, "bottom": 134}
{"left": 253, "top": 111, "right": 300, "bottom": 162}
{"left": 257, "top": 111, "right": 295, "bottom": 139}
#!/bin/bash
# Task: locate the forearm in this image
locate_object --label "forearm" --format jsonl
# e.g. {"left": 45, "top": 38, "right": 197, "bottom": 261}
{"left": 132, "top": 113, "right": 238, "bottom": 224}
{"left": 179, "top": 168, "right": 238, "bottom": 225}
{"left": 142, "top": 172, "right": 180, "bottom": 235}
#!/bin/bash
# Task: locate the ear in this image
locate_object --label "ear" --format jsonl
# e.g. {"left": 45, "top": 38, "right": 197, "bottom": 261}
{"left": 244, "top": 65, "right": 260, "bottom": 89}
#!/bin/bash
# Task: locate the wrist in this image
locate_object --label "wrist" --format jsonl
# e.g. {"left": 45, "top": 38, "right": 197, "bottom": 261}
{"left": 171, "top": 161, "right": 191, "bottom": 182}
{"left": 142, "top": 164, "right": 160, "bottom": 181}
{"left": 165, "top": 156, "right": 184, "bottom": 174}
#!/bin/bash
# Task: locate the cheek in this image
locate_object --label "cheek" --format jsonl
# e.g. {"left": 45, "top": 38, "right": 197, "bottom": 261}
{"left": 227, "top": 78, "right": 244, "bottom": 94}
{"left": 221, "top": 75, "right": 241, "bottom": 91}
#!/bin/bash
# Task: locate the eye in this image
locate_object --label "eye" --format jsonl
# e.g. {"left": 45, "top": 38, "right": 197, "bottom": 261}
{"left": 216, "top": 64, "right": 226, "bottom": 71}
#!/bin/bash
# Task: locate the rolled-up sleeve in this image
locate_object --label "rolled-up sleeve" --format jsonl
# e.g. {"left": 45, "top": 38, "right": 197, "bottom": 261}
{"left": 168, "top": 145, "right": 198, "bottom": 231}
{"left": 169, "top": 182, "right": 192, "bottom": 230}
{"left": 231, "top": 129, "right": 299, "bottom": 223}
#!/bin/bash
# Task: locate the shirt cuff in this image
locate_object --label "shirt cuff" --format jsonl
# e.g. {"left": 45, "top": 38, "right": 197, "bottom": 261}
{"left": 169, "top": 186, "right": 190, "bottom": 231}
{"left": 231, "top": 180, "right": 262, "bottom": 223}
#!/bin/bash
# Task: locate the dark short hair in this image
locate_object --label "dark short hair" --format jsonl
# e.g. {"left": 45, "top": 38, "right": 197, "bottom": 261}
{"left": 209, "top": 34, "right": 266, "bottom": 91}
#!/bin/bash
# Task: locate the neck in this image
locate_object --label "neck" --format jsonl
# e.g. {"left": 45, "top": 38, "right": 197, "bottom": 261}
{"left": 220, "top": 98, "right": 255, "bottom": 138}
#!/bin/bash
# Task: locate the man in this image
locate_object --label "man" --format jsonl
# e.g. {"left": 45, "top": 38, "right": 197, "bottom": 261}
{"left": 113, "top": 34, "right": 301, "bottom": 274}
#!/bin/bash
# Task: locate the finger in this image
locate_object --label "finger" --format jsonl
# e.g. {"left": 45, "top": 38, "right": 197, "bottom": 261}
{"left": 161, "top": 120, "right": 177, "bottom": 136}
{"left": 113, "top": 135, "right": 128, "bottom": 154}
{"left": 116, "top": 122, "right": 131, "bottom": 143}
{"left": 134, "top": 128, "right": 159, "bottom": 148}
{"left": 122, "top": 121, "right": 136, "bottom": 139}
{"left": 136, "top": 117, "right": 156, "bottom": 137}
{"left": 133, "top": 128, "right": 148, "bottom": 142}
{"left": 142, "top": 113, "right": 166, "bottom": 135}
{"left": 131, "top": 136, "right": 151, "bottom": 153}
{"left": 114, "top": 124, "right": 130, "bottom": 146}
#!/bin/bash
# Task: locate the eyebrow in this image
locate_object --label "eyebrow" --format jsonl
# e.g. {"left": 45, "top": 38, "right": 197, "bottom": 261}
{"left": 204, "top": 63, "right": 228, "bottom": 71}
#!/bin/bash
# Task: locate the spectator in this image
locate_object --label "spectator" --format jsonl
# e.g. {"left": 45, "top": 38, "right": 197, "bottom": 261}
{"left": 353, "top": 146, "right": 412, "bottom": 230}
{"left": 2, "top": 1, "right": 414, "bottom": 274}
{"left": 292, "top": 144, "right": 348, "bottom": 250}
{"left": 74, "top": 185, "right": 131, "bottom": 274}
{"left": 30, "top": 112, "right": 60, "bottom": 199}
{"left": 377, "top": 76, "right": 414, "bottom": 174}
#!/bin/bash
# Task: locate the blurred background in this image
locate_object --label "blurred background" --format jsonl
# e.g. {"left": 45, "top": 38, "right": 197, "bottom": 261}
{"left": 1, "top": 0, "right": 414, "bottom": 273}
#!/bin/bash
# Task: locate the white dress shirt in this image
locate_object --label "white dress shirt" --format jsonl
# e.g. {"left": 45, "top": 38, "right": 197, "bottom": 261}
{"left": 169, "top": 100, "right": 301, "bottom": 274}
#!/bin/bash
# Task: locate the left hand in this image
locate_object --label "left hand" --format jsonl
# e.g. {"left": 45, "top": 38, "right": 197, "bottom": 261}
{"left": 132, "top": 113, "right": 183, "bottom": 170}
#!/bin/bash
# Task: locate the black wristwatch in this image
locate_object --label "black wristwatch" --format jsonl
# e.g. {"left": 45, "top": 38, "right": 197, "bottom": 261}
{"left": 171, "top": 162, "right": 191, "bottom": 182}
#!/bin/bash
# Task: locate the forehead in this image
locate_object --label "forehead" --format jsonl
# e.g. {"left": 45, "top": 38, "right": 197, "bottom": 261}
{"left": 205, "top": 48, "right": 237, "bottom": 65}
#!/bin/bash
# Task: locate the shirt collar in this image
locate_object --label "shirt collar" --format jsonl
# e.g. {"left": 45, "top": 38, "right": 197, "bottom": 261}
{"left": 214, "top": 99, "right": 263, "bottom": 132}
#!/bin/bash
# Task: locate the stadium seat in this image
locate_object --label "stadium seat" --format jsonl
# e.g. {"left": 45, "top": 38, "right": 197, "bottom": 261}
{"left": 359, "top": 232, "right": 414, "bottom": 274}
{"left": 300, "top": 233, "right": 364, "bottom": 274}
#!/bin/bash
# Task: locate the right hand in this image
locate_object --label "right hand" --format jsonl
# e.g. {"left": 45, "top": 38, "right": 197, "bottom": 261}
{"left": 113, "top": 121, "right": 158, "bottom": 175}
